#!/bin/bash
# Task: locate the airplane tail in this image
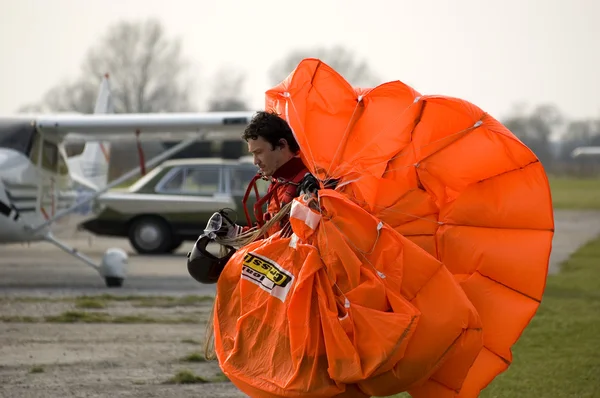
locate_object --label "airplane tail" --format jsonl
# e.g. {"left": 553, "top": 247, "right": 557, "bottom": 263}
{"left": 67, "top": 74, "right": 113, "bottom": 191}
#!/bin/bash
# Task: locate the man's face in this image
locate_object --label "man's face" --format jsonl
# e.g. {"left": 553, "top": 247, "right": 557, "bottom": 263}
{"left": 247, "top": 136, "right": 290, "bottom": 177}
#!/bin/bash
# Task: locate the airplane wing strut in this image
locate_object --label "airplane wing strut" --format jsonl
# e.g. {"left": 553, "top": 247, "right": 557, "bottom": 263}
{"left": 29, "top": 135, "right": 200, "bottom": 235}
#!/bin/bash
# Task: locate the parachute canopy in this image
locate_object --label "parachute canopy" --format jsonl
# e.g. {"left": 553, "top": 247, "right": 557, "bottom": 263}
{"left": 213, "top": 58, "right": 554, "bottom": 397}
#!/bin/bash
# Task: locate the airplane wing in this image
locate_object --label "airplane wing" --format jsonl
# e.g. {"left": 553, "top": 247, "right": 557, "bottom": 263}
{"left": 572, "top": 146, "right": 600, "bottom": 157}
{"left": 33, "top": 111, "right": 256, "bottom": 142}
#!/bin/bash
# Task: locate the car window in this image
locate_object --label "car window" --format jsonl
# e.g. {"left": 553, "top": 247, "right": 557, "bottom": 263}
{"left": 160, "top": 168, "right": 185, "bottom": 191}
{"left": 156, "top": 166, "right": 221, "bottom": 195}
{"left": 182, "top": 167, "right": 220, "bottom": 194}
{"left": 231, "top": 166, "right": 268, "bottom": 195}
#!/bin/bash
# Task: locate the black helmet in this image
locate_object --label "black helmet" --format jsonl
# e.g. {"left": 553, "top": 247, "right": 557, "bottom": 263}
{"left": 186, "top": 211, "right": 237, "bottom": 284}
{"left": 186, "top": 235, "right": 235, "bottom": 284}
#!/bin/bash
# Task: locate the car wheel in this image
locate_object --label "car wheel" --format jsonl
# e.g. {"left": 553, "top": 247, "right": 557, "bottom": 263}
{"left": 128, "top": 216, "right": 173, "bottom": 255}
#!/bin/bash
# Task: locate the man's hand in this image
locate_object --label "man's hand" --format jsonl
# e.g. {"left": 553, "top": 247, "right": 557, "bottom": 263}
{"left": 204, "top": 209, "right": 243, "bottom": 239}
{"left": 216, "top": 222, "right": 244, "bottom": 239}
{"left": 298, "top": 173, "right": 320, "bottom": 195}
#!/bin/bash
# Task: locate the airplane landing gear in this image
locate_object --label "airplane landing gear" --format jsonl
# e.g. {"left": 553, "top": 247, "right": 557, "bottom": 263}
{"left": 99, "top": 248, "right": 128, "bottom": 287}
{"left": 43, "top": 233, "right": 129, "bottom": 288}
{"left": 105, "top": 277, "right": 124, "bottom": 288}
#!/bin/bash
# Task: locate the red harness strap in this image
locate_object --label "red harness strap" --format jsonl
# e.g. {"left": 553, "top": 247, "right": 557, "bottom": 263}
{"left": 242, "top": 175, "right": 285, "bottom": 228}
{"left": 242, "top": 157, "right": 310, "bottom": 231}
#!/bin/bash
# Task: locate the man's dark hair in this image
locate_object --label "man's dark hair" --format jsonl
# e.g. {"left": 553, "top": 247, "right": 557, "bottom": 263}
{"left": 242, "top": 111, "right": 300, "bottom": 153}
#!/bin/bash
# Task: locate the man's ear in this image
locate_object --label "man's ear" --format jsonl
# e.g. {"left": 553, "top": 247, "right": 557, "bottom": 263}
{"left": 278, "top": 139, "right": 288, "bottom": 150}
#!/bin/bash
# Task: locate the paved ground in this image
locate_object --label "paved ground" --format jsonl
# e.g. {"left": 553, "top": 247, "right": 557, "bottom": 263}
{"left": 0, "top": 235, "right": 215, "bottom": 298}
{"left": 0, "top": 234, "right": 246, "bottom": 398}
{"left": 548, "top": 209, "right": 600, "bottom": 273}
{"left": 0, "top": 209, "right": 599, "bottom": 398}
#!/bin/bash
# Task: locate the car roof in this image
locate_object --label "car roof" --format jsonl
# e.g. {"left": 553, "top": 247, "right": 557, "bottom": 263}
{"left": 161, "top": 156, "right": 254, "bottom": 167}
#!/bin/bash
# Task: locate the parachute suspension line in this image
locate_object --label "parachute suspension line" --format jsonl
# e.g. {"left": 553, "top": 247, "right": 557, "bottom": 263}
{"left": 310, "top": 100, "right": 475, "bottom": 234}
{"left": 331, "top": 94, "right": 422, "bottom": 183}
{"left": 285, "top": 95, "right": 319, "bottom": 180}
{"left": 349, "top": 194, "right": 441, "bottom": 226}
{"left": 285, "top": 95, "right": 334, "bottom": 241}
{"left": 329, "top": 217, "right": 390, "bottom": 284}
{"left": 332, "top": 115, "right": 486, "bottom": 194}
{"left": 329, "top": 116, "right": 488, "bottom": 233}
{"left": 381, "top": 117, "right": 486, "bottom": 177}
{"left": 325, "top": 97, "right": 365, "bottom": 180}
{"left": 135, "top": 129, "right": 146, "bottom": 176}
{"left": 203, "top": 242, "right": 240, "bottom": 361}
{"left": 204, "top": 203, "right": 296, "bottom": 360}
{"left": 215, "top": 201, "right": 294, "bottom": 249}
{"left": 300, "top": 194, "right": 354, "bottom": 318}
{"left": 280, "top": 92, "right": 303, "bottom": 164}
{"left": 203, "top": 301, "right": 217, "bottom": 360}
{"left": 284, "top": 93, "right": 337, "bottom": 258}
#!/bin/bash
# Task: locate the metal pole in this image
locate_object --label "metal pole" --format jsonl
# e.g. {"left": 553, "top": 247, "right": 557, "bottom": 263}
{"left": 29, "top": 135, "right": 201, "bottom": 234}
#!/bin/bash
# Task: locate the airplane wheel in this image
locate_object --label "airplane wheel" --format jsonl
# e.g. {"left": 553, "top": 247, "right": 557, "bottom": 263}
{"left": 105, "top": 277, "right": 124, "bottom": 288}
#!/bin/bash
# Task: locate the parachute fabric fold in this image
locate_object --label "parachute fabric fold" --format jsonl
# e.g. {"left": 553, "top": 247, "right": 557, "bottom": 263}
{"left": 214, "top": 192, "right": 483, "bottom": 397}
{"left": 213, "top": 58, "right": 554, "bottom": 397}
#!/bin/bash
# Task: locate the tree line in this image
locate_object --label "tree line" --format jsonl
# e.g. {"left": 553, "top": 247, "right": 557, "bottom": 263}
{"left": 18, "top": 18, "right": 600, "bottom": 179}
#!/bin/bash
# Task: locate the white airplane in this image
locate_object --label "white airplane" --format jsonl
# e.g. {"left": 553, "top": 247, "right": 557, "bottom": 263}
{"left": 0, "top": 74, "right": 256, "bottom": 288}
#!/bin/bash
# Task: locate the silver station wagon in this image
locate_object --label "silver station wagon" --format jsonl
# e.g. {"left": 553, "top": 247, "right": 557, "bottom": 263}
{"left": 79, "top": 156, "right": 268, "bottom": 254}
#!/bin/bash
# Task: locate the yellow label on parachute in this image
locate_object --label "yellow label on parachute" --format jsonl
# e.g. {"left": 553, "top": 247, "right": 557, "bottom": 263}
{"left": 242, "top": 252, "right": 294, "bottom": 302}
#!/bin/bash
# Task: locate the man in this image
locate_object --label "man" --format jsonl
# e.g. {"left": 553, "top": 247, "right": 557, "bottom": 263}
{"left": 187, "top": 111, "right": 318, "bottom": 284}
{"left": 241, "top": 110, "right": 314, "bottom": 234}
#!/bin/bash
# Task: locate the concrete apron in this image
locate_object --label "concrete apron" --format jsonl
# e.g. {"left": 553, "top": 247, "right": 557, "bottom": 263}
{"left": 549, "top": 209, "right": 600, "bottom": 274}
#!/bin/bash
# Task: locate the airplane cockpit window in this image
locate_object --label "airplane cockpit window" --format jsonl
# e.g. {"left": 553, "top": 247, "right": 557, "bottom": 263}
{"left": 27, "top": 134, "right": 60, "bottom": 173}
{"left": 42, "top": 141, "right": 58, "bottom": 169}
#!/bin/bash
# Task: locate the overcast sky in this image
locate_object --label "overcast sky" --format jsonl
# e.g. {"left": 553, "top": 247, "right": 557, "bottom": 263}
{"left": 1, "top": 0, "right": 597, "bottom": 121}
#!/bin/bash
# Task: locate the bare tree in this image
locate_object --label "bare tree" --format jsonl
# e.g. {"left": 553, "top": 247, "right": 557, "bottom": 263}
{"left": 504, "top": 103, "right": 563, "bottom": 169}
{"left": 20, "top": 18, "right": 196, "bottom": 114}
{"left": 268, "top": 45, "right": 381, "bottom": 87}
{"left": 203, "top": 67, "right": 251, "bottom": 159}
{"left": 206, "top": 67, "right": 250, "bottom": 112}
{"left": 17, "top": 19, "right": 201, "bottom": 180}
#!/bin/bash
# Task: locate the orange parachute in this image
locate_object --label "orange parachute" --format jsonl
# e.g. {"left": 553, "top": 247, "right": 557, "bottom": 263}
{"left": 212, "top": 58, "right": 555, "bottom": 397}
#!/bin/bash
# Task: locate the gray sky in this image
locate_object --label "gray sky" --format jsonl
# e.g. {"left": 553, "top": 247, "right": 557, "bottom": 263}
{"left": 1, "top": 0, "right": 598, "bottom": 121}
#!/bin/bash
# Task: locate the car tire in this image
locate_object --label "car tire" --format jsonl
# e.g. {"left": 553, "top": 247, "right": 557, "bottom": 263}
{"left": 128, "top": 216, "right": 173, "bottom": 255}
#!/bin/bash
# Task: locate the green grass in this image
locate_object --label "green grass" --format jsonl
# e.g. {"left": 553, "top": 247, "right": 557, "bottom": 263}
{"left": 1, "top": 311, "right": 203, "bottom": 324}
{"left": 382, "top": 234, "right": 600, "bottom": 397}
{"left": 74, "top": 297, "right": 107, "bottom": 309}
{"left": 181, "top": 338, "right": 201, "bottom": 345}
{"left": 28, "top": 365, "right": 44, "bottom": 374}
{"left": 479, "top": 235, "right": 600, "bottom": 397}
{"left": 163, "top": 369, "right": 208, "bottom": 384}
{"left": 548, "top": 176, "right": 600, "bottom": 209}
{"left": 162, "top": 369, "right": 229, "bottom": 385}
{"left": 181, "top": 352, "right": 206, "bottom": 363}
{"left": 0, "top": 294, "right": 214, "bottom": 307}
{"left": 133, "top": 295, "right": 214, "bottom": 308}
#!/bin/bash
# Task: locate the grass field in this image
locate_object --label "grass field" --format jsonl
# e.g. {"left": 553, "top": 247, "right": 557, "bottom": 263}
{"left": 548, "top": 176, "right": 600, "bottom": 209}
{"left": 383, "top": 234, "right": 600, "bottom": 398}
{"left": 479, "top": 235, "right": 600, "bottom": 397}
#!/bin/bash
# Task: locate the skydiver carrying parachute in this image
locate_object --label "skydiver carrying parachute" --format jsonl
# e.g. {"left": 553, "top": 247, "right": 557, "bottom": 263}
{"left": 187, "top": 110, "right": 319, "bottom": 283}
{"left": 186, "top": 58, "right": 555, "bottom": 398}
